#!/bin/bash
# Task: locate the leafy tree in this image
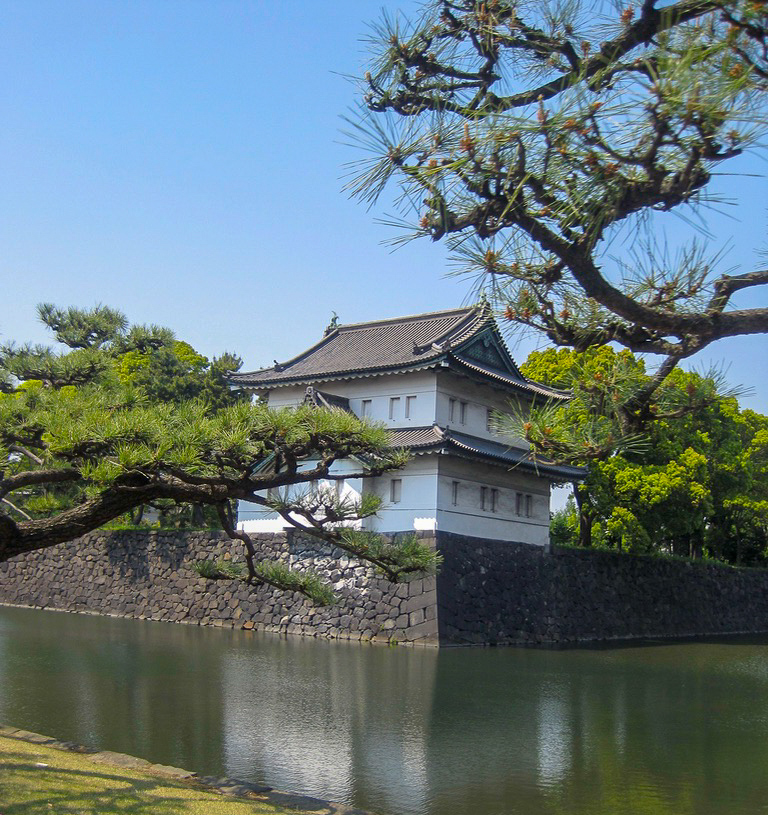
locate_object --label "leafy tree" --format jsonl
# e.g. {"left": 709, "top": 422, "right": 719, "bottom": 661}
{"left": 0, "top": 306, "right": 438, "bottom": 603}
{"left": 350, "top": 0, "right": 768, "bottom": 424}
{"left": 516, "top": 346, "right": 768, "bottom": 560}
{"left": 4, "top": 304, "right": 247, "bottom": 529}
{"left": 118, "top": 341, "right": 243, "bottom": 413}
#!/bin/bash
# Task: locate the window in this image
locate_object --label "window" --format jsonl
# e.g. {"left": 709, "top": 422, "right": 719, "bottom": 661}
{"left": 405, "top": 395, "right": 416, "bottom": 418}
{"left": 390, "top": 478, "right": 402, "bottom": 504}
{"left": 515, "top": 492, "right": 533, "bottom": 517}
{"left": 361, "top": 399, "right": 372, "bottom": 417}
{"left": 389, "top": 397, "right": 401, "bottom": 420}
{"left": 452, "top": 480, "right": 459, "bottom": 506}
{"left": 482, "top": 486, "right": 498, "bottom": 513}
{"left": 449, "top": 398, "right": 456, "bottom": 422}
{"left": 459, "top": 401, "right": 467, "bottom": 424}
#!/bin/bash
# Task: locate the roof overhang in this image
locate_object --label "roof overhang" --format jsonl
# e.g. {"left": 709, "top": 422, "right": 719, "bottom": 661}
{"left": 388, "top": 426, "right": 585, "bottom": 482}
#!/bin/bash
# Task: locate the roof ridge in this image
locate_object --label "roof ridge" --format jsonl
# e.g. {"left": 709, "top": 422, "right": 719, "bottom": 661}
{"left": 336, "top": 305, "right": 477, "bottom": 331}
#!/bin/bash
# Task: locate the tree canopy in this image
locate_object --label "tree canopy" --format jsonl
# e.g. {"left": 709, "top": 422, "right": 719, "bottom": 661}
{"left": 0, "top": 305, "right": 437, "bottom": 603}
{"left": 350, "top": 0, "right": 768, "bottom": 421}
{"left": 516, "top": 346, "right": 768, "bottom": 560}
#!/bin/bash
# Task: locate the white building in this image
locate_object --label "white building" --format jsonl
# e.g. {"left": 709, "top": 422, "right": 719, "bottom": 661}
{"left": 230, "top": 305, "right": 581, "bottom": 546}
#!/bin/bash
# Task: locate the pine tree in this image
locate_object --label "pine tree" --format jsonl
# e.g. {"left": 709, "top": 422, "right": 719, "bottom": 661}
{"left": 0, "top": 306, "right": 438, "bottom": 603}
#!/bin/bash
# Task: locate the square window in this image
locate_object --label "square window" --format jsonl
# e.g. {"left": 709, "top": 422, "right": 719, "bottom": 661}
{"left": 526, "top": 494, "right": 533, "bottom": 518}
{"left": 405, "top": 395, "right": 416, "bottom": 418}
{"left": 516, "top": 492, "right": 523, "bottom": 516}
{"left": 389, "top": 397, "right": 401, "bottom": 420}
{"left": 460, "top": 401, "right": 467, "bottom": 424}
{"left": 361, "top": 399, "right": 372, "bottom": 417}
{"left": 481, "top": 486, "right": 488, "bottom": 511}
{"left": 390, "top": 479, "right": 402, "bottom": 504}
{"left": 449, "top": 397, "right": 456, "bottom": 422}
{"left": 491, "top": 488, "right": 499, "bottom": 513}
{"left": 452, "top": 480, "right": 459, "bottom": 506}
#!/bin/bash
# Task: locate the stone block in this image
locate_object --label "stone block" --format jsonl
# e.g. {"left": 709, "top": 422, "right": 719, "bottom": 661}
{"left": 409, "top": 608, "right": 425, "bottom": 627}
{"left": 408, "top": 578, "right": 424, "bottom": 596}
{"left": 90, "top": 751, "right": 151, "bottom": 770}
{"left": 402, "top": 595, "right": 429, "bottom": 614}
{"left": 150, "top": 763, "right": 196, "bottom": 779}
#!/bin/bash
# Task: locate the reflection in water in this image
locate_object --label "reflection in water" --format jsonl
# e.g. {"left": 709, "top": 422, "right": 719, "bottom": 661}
{"left": 1, "top": 606, "right": 768, "bottom": 815}
{"left": 218, "top": 638, "right": 440, "bottom": 815}
{"left": 537, "top": 689, "right": 570, "bottom": 786}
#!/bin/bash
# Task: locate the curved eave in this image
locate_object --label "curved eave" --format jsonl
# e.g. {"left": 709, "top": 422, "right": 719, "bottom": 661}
{"left": 231, "top": 357, "right": 570, "bottom": 401}
{"left": 230, "top": 359, "right": 447, "bottom": 390}
{"left": 449, "top": 355, "right": 571, "bottom": 401}
{"left": 406, "top": 443, "right": 583, "bottom": 481}
{"left": 390, "top": 427, "right": 584, "bottom": 482}
{"left": 443, "top": 438, "right": 584, "bottom": 481}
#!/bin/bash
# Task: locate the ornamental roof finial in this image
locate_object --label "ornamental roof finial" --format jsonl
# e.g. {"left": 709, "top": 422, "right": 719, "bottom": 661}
{"left": 324, "top": 311, "right": 340, "bottom": 335}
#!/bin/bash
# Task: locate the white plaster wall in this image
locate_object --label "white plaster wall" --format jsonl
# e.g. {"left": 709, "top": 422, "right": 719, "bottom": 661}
{"left": 238, "top": 453, "right": 438, "bottom": 536}
{"left": 252, "top": 371, "right": 530, "bottom": 446}
{"left": 256, "top": 372, "right": 439, "bottom": 428}
{"left": 238, "top": 450, "right": 551, "bottom": 544}
{"left": 262, "top": 385, "right": 308, "bottom": 408}
{"left": 362, "top": 457, "right": 439, "bottom": 533}
{"left": 238, "top": 459, "right": 364, "bottom": 534}
{"left": 435, "top": 456, "right": 551, "bottom": 546}
{"left": 238, "top": 370, "right": 551, "bottom": 543}
{"left": 434, "top": 370, "right": 531, "bottom": 448}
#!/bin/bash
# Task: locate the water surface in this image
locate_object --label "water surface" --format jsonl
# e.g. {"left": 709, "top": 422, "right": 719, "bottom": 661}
{"left": 1, "top": 606, "right": 767, "bottom": 815}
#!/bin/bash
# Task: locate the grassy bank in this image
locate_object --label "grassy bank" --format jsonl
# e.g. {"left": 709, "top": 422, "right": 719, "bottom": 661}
{"left": 0, "top": 734, "right": 304, "bottom": 815}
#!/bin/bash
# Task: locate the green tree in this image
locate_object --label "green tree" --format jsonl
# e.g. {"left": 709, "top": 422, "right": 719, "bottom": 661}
{"left": 5, "top": 304, "right": 247, "bottom": 530}
{"left": 117, "top": 340, "right": 243, "bottom": 412}
{"left": 0, "top": 306, "right": 438, "bottom": 603}
{"left": 517, "top": 346, "right": 768, "bottom": 560}
{"left": 351, "top": 0, "right": 768, "bottom": 422}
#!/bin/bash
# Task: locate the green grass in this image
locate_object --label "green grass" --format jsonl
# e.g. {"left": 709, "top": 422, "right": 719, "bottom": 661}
{"left": 0, "top": 735, "right": 304, "bottom": 815}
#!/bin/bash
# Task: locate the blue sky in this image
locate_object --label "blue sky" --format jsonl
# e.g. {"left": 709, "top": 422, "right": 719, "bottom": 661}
{"left": 1, "top": 1, "right": 766, "bottom": 413}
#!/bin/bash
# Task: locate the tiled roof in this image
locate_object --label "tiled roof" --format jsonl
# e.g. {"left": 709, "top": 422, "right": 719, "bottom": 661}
{"left": 387, "top": 426, "right": 449, "bottom": 449}
{"left": 231, "top": 305, "right": 567, "bottom": 400}
{"left": 231, "top": 307, "right": 488, "bottom": 386}
{"left": 450, "top": 356, "right": 570, "bottom": 400}
{"left": 387, "top": 425, "right": 585, "bottom": 481}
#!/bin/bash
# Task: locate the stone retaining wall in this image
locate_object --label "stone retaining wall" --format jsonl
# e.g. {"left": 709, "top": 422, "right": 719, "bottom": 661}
{"left": 2, "top": 529, "right": 768, "bottom": 646}
{"left": 0, "top": 529, "right": 438, "bottom": 645}
{"left": 436, "top": 532, "right": 768, "bottom": 644}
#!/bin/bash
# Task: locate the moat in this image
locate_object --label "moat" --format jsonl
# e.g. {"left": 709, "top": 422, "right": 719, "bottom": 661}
{"left": 1, "top": 605, "right": 767, "bottom": 815}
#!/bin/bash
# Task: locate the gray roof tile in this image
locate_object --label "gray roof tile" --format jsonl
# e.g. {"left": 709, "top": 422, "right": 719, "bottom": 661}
{"left": 387, "top": 425, "right": 584, "bottom": 480}
{"left": 232, "top": 306, "right": 486, "bottom": 386}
